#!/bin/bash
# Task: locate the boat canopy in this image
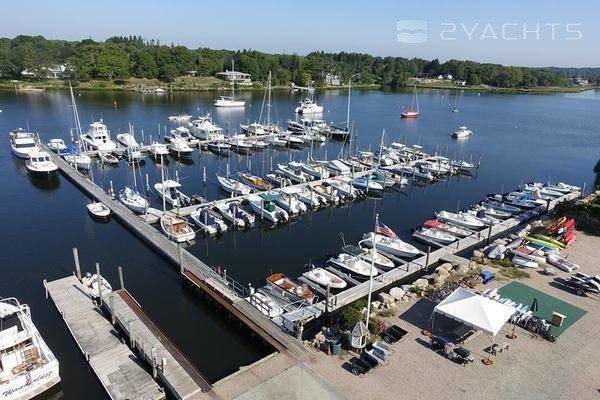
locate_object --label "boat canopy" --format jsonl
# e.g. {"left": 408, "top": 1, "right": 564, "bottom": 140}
{"left": 161, "top": 179, "right": 182, "bottom": 188}
{"left": 259, "top": 193, "right": 280, "bottom": 202}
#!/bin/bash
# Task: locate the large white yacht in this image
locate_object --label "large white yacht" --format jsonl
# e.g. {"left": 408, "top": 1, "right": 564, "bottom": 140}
{"left": 0, "top": 298, "right": 60, "bottom": 399}
{"left": 25, "top": 150, "right": 58, "bottom": 177}
{"left": 9, "top": 129, "right": 38, "bottom": 159}
{"left": 80, "top": 121, "right": 117, "bottom": 152}
{"left": 189, "top": 115, "right": 225, "bottom": 141}
{"left": 294, "top": 97, "right": 323, "bottom": 114}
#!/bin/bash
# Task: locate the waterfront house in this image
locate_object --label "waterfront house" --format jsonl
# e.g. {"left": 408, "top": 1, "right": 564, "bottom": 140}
{"left": 216, "top": 70, "right": 252, "bottom": 84}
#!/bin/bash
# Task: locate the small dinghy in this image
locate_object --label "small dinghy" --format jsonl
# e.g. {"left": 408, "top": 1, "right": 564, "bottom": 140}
{"left": 511, "top": 246, "right": 546, "bottom": 264}
{"left": 87, "top": 201, "right": 110, "bottom": 219}
{"left": 303, "top": 267, "right": 347, "bottom": 289}
{"left": 160, "top": 213, "right": 195, "bottom": 243}
{"left": 81, "top": 272, "right": 113, "bottom": 299}
{"left": 99, "top": 152, "right": 119, "bottom": 165}
{"left": 190, "top": 207, "right": 227, "bottom": 235}
{"left": 361, "top": 232, "right": 421, "bottom": 258}
{"left": 512, "top": 255, "right": 539, "bottom": 269}
{"left": 547, "top": 253, "right": 579, "bottom": 272}
{"left": 329, "top": 253, "right": 378, "bottom": 278}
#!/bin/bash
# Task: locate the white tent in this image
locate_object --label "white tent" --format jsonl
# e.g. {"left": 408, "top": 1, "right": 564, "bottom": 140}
{"left": 434, "top": 288, "right": 515, "bottom": 336}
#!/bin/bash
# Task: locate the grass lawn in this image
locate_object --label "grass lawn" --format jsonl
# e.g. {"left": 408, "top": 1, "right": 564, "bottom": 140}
{"left": 498, "top": 281, "right": 587, "bottom": 337}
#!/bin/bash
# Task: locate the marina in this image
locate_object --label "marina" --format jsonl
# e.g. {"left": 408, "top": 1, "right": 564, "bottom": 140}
{"left": 1, "top": 87, "right": 599, "bottom": 400}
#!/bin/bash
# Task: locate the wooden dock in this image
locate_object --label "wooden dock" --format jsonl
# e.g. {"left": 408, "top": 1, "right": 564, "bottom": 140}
{"left": 44, "top": 276, "right": 165, "bottom": 400}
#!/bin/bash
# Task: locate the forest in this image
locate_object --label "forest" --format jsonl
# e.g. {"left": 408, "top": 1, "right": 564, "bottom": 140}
{"left": 1, "top": 35, "right": 598, "bottom": 88}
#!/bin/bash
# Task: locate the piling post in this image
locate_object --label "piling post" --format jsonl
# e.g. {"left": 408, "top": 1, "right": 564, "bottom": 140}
{"left": 118, "top": 266, "right": 125, "bottom": 291}
{"left": 325, "top": 284, "right": 331, "bottom": 313}
{"left": 177, "top": 243, "right": 184, "bottom": 273}
{"left": 110, "top": 295, "right": 116, "bottom": 325}
{"left": 425, "top": 246, "right": 431, "bottom": 271}
{"left": 43, "top": 279, "right": 48, "bottom": 299}
{"left": 73, "top": 247, "right": 82, "bottom": 281}
{"left": 581, "top": 182, "right": 586, "bottom": 198}
{"left": 151, "top": 346, "right": 157, "bottom": 378}
{"left": 546, "top": 198, "right": 551, "bottom": 215}
{"left": 223, "top": 268, "right": 227, "bottom": 281}
{"left": 487, "top": 225, "right": 492, "bottom": 244}
{"left": 96, "top": 262, "right": 103, "bottom": 307}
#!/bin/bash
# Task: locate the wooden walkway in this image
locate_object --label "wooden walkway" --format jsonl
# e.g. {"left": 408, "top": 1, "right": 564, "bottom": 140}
{"left": 107, "top": 290, "right": 212, "bottom": 399}
{"left": 44, "top": 276, "right": 165, "bottom": 400}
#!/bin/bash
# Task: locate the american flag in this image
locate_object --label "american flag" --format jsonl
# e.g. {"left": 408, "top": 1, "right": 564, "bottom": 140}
{"left": 375, "top": 221, "right": 397, "bottom": 238}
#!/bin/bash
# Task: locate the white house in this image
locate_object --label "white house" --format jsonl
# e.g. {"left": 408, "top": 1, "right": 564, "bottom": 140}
{"left": 323, "top": 72, "right": 341, "bottom": 86}
{"left": 216, "top": 70, "right": 252, "bottom": 83}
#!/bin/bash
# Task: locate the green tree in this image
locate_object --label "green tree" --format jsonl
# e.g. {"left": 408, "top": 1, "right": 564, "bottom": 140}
{"left": 467, "top": 73, "right": 481, "bottom": 86}
{"left": 134, "top": 51, "right": 158, "bottom": 78}
{"left": 161, "top": 64, "right": 178, "bottom": 82}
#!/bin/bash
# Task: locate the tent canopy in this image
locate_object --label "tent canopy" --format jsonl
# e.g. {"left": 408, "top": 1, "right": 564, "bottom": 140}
{"left": 434, "top": 288, "right": 515, "bottom": 336}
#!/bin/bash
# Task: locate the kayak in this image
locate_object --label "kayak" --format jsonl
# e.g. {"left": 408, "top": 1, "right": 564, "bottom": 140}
{"left": 533, "top": 234, "right": 566, "bottom": 248}
{"left": 525, "top": 236, "right": 562, "bottom": 250}
{"left": 512, "top": 255, "right": 539, "bottom": 269}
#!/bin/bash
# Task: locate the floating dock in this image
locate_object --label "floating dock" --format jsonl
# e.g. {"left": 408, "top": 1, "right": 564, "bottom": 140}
{"left": 44, "top": 276, "right": 165, "bottom": 400}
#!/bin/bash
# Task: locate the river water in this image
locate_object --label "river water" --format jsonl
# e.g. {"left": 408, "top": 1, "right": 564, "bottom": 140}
{"left": 0, "top": 87, "right": 598, "bottom": 399}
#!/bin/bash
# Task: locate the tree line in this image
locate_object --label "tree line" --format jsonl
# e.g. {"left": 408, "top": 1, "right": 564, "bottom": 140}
{"left": 1, "top": 35, "right": 597, "bottom": 88}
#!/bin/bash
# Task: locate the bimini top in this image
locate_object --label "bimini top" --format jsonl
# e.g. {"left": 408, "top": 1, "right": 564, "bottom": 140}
{"left": 434, "top": 287, "right": 516, "bottom": 336}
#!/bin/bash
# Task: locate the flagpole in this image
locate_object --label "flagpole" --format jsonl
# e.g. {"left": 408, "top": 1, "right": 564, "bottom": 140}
{"left": 365, "top": 213, "right": 378, "bottom": 332}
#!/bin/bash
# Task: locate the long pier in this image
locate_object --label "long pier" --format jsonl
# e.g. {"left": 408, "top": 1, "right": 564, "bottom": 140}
{"left": 44, "top": 276, "right": 165, "bottom": 400}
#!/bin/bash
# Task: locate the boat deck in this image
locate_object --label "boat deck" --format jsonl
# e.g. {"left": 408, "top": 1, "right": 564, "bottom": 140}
{"left": 44, "top": 276, "right": 165, "bottom": 400}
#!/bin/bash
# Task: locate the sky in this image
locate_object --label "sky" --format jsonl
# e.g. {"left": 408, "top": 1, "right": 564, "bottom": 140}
{"left": 2, "top": 0, "right": 599, "bottom": 67}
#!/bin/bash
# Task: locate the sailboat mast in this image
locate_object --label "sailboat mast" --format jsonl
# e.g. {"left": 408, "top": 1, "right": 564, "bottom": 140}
{"left": 347, "top": 77, "right": 351, "bottom": 129}
{"left": 267, "top": 71, "right": 272, "bottom": 126}
{"left": 231, "top": 59, "right": 236, "bottom": 101}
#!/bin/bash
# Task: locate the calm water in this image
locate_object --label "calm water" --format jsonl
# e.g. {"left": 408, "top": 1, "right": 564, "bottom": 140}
{"left": 0, "top": 88, "right": 598, "bottom": 399}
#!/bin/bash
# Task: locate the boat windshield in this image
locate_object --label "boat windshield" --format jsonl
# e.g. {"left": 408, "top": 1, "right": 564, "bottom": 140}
{"left": 15, "top": 142, "right": 36, "bottom": 149}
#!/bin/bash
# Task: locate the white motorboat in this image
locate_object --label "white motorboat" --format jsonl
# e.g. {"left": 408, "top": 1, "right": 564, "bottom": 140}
{"left": 189, "top": 115, "right": 225, "bottom": 141}
{"left": 86, "top": 201, "right": 110, "bottom": 219}
{"left": 215, "top": 201, "right": 255, "bottom": 228}
{"left": 277, "top": 163, "right": 309, "bottom": 184}
{"left": 328, "top": 177, "right": 362, "bottom": 200}
{"left": 124, "top": 146, "right": 145, "bottom": 163}
{"left": 265, "top": 173, "right": 292, "bottom": 188}
{"left": 118, "top": 187, "right": 148, "bottom": 213}
{"left": 329, "top": 253, "right": 378, "bottom": 278}
{"left": 285, "top": 134, "right": 304, "bottom": 147}
{"left": 361, "top": 232, "right": 420, "bottom": 258}
{"left": 216, "top": 175, "right": 252, "bottom": 195}
{"left": 266, "top": 136, "right": 288, "bottom": 147}
{"left": 9, "top": 128, "right": 37, "bottom": 159}
{"left": 248, "top": 290, "right": 284, "bottom": 318}
{"left": 248, "top": 139, "right": 270, "bottom": 150}
{"left": 300, "top": 162, "right": 329, "bottom": 180}
{"left": 247, "top": 194, "right": 289, "bottom": 223}
{"left": 168, "top": 138, "right": 194, "bottom": 158}
{"left": 81, "top": 121, "right": 117, "bottom": 152}
{"left": 228, "top": 136, "right": 253, "bottom": 154}
{"left": 207, "top": 142, "right": 231, "bottom": 156}
{"left": 62, "top": 149, "right": 92, "bottom": 171}
{"left": 451, "top": 160, "right": 476, "bottom": 171}
{"left": 472, "top": 204, "right": 512, "bottom": 219}
{"left": 435, "top": 211, "right": 485, "bottom": 229}
{"left": 241, "top": 122, "right": 266, "bottom": 136}
{"left": 99, "top": 151, "right": 119, "bottom": 165}
{"left": 556, "top": 182, "right": 580, "bottom": 192}
{"left": 413, "top": 227, "right": 457, "bottom": 245}
{"left": 280, "top": 186, "right": 322, "bottom": 209}
{"left": 547, "top": 253, "right": 579, "bottom": 272}
{"left": 0, "top": 298, "right": 61, "bottom": 399}
{"left": 452, "top": 125, "right": 473, "bottom": 139}
{"left": 295, "top": 97, "right": 323, "bottom": 114}
{"left": 351, "top": 177, "right": 384, "bottom": 192}
{"left": 423, "top": 220, "right": 472, "bottom": 237}
{"left": 154, "top": 180, "right": 193, "bottom": 208}
{"left": 466, "top": 209, "right": 501, "bottom": 225}
{"left": 303, "top": 267, "right": 347, "bottom": 289}
{"left": 81, "top": 272, "right": 113, "bottom": 299}
{"left": 342, "top": 245, "right": 395, "bottom": 270}
{"left": 47, "top": 138, "right": 67, "bottom": 153}
{"left": 168, "top": 114, "right": 192, "bottom": 123}
{"left": 190, "top": 207, "right": 227, "bottom": 235}
{"left": 483, "top": 200, "right": 522, "bottom": 214}
{"left": 116, "top": 132, "right": 139, "bottom": 148}
{"left": 25, "top": 150, "right": 58, "bottom": 177}
{"left": 168, "top": 126, "right": 199, "bottom": 147}
{"left": 312, "top": 184, "right": 340, "bottom": 205}
{"left": 271, "top": 191, "right": 307, "bottom": 215}
{"left": 160, "top": 213, "right": 195, "bottom": 242}
{"left": 326, "top": 159, "right": 351, "bottom": 175}
{"left": 149, "top": 142, "right": 169, "bottom": 161}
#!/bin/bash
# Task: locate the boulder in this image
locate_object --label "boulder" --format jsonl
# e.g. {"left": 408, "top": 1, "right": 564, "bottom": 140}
{"left": 435, "top": 266, "right": 450, "bottom": 277}
{"left": 473, "top": 250, "right": 485, "bottom": 261}
{"left": 371, "top": 301, "right": 382, "bottom": 310}
{"left": 389, "top": 287, "right": 406, "bottom": 301}
{"left": 401, "top": 284, "right": 412, "bottom": 292}
{"left": 457, "top": 264, "right": 470, "bottom": 275}
{"left": 439, "top": 262, "right": 454, "bottom": 271}
{"left": 413, "top": 278, "right": 428, "bottom": 289}
{"left": 378, "top": 292, "right": 395, "bottom": 304}
{"left": 433, "top": 274, "right": 446, "bottom": 288}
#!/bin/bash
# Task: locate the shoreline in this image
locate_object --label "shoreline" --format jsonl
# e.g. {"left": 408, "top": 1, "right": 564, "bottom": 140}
{"left": 1, "top": 79, "right": 597, "bottom": 94}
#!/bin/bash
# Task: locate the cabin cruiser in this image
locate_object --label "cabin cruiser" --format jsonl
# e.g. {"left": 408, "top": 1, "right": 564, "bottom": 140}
{"left": 295, "top": 98, "right": 323, "bottom": 114}
{"left": 9, "top": 128, "right": 37, "bottom": 159}
{"left": 124, "top": 146, "right": 145, "bottom": 163}
{"left": 168, "top": 138, "right": 194, "bottom": 158}
{"left": 240, "top": 122, "right": 266, "bottom": 136}
{"left": 271, "top": 191, "right": 307, "bottom": 215}
{"left": 277, "top": 163, "right": 309, "bottom": 184}
{"left": 81, "top": 121, "right": 117, "bottom": 152}
{"left": 287, "top": 118, "right": 327, "bottom": 133}
{"left": 0, "top": 298, "right": 60, "bottom": 399}
{"left": 115, "top": 132, "right": 139, "bottom": 148}
{"left": 326, "top": 159, "right": 351, "bottom": 176}
{"left": 189, "top": 115, "right": 225, "bottom": 141}
{"left": 214, "top": 95, "right": 245, "bottom": 108}
{"left": 167, "top": 126, "right": 199, "bottom": 147}
{"left": 452, "top": 125, "right": 473, "bottom": 139}
{"left": 228, "top": 136, "right": 253, "bottom": 154}
{"left": 26, "top": 150, "right": 58, "bottom": 177}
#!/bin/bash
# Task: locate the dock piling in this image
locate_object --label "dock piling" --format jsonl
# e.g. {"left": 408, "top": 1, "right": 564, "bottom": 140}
{"left": 73, "top": 247, "right": 81, "bottom": 281}
{"left": 96, "top": 262, "right": 103, "bottom": 307}
{"left": 425, "top": 246, "right": 431, "bottom": 271}
{"left": 118, "top": 265, "right": 125, "bottom": 291}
